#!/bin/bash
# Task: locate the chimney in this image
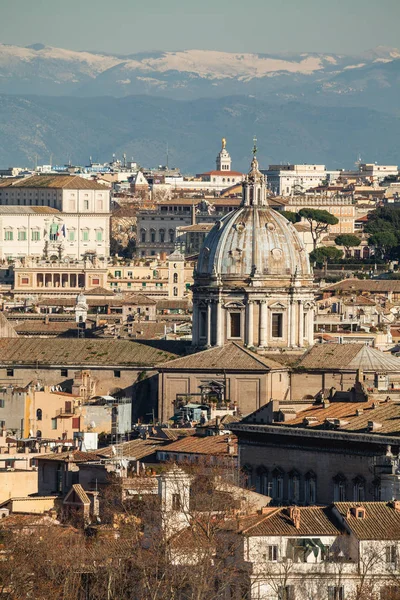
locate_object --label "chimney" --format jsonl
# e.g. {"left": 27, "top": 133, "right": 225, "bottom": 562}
{"left": 227, "top": 442, "right": 235, "bottom": 455}
{"left": 288, "top": 506, "right": 301, "bottom": 529}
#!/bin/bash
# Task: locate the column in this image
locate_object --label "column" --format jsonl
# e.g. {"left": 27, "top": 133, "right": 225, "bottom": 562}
{"left": 291, "top": 300, "right": 297, "bottom": 347}
{"left": 206, "top": 301, "right": 212, "bottom": 347}
{"left": 216, "top": 299, "right": 223, "bottom": 347}
{"left": 308, "top": 308, "right": 315, "bottom": 346}
{"left": 246, "top": 301, "right": 254, "bottom": 347}
{"left": 191, "top": 301, "right": 198, "bottom": 345}
{"left": 298, "top": 300, "right": 304, "bottom": 347}
{"left": 259, "top": 300, "right": 267, "bottom": 347}
{"left": 287, "top": 300, "right": 292, "bottom": 347}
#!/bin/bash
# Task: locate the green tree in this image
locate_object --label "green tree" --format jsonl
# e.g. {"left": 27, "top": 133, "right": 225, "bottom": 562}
{"left": 310, "top": 246, "right": 343, "bottom": 276}
{"left": 368, "top": 231, "right": 398, "bottom": 260}
{"left": 282, "top": 211, "right": 301, "bottom": 224}
{"left": 299, "top": 208, "right": 339, "bottom": 250}
{"left": 334, "top": 234, "right": 361, "bottom": 257}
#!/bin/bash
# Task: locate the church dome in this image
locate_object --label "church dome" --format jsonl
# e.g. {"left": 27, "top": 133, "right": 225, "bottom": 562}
{"left": 197, "top": 154, "right": 311, "bottom": 280}
{"left": 197, "top": 206, "right": 311, "bottom": 279}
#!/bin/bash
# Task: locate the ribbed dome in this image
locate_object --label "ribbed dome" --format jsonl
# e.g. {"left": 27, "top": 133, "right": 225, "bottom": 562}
{"left": 197, "top": 205, "right": 311, "bottom": 279}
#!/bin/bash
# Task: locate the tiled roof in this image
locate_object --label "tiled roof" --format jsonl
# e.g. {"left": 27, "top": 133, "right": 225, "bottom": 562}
{"left": 36, "top": 450, "right": 104, "bottom": 462}
{"left": 161, "top": 433, "right": 237, "bottom": 456}
{"left": 280, "top": 399, "right": 400, "bottom": 436}
{"left": 0, "top": 338, "right": 182, "bottom": 367}
{"left": 84, "top": 286, "right": 114, "bottom": 296}
{"left": 156, "top": 299, "right": 190, "bottom": 310}
{"left": 121, "top": 294, "right": 156, "bottom": 306}
{"left": 334, "top": 502, "right": 400, "bottom": 540}
{"left": 0, "top": 206, "right": 60, "bottom": 214}
{"left": 227, "top": 506, "right": 340, "bottom": 537}
{"left": 67, "top": 484, "right": 90, "bottom": 505}
{"left": 324, "top": 278, "right": 400, "bottom": 293}
{"left": 0, "top": 175, "right": 109, "bottom": 190}
{"left": 298, "top": 343, "right": 400, "bottom": 372}
{"left": 342, "top": 295, "right": 376, "bottom": 306}
{"left": 158, "top": 342, "right": 286, "bottom": 371}
{"left": 12, "top": 320, "right": 78, "bottom": 335}
{"left": 99, "top": 438, "right": 165, "bottom": 460}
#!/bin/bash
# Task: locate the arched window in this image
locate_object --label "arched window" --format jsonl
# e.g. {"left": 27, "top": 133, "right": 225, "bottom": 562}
{"left": 333, "top": 473, "right": 347, "bottom": 502}
{"left": 288, "top": 469, "right": 300, "bottom": 504}
{"left": 305, "top": 471, "right": 316, "bottom": 504}
{"left": 159, "top": 229, "right": 165, "bottom": 243}
{"left": 242, "top": 465, "right": 253, "bottom": 489}
{"left": 36, "top": 408, "right": 42, "bottom": 421}
{"left": 168, "top": 229, "right": 174, "bottom": 244}
{"left": 353, "top": 476, "right": 365, "bottom": 502}
{"left": 272, "top": 468, "right": 284, "bottom": 502}
{"left": 140, "top": 229, "right": 146, "bottom": 243}
{"left": 173, "top": 287, "right": 178, "bottom": 297}
{"left": 150, "top": 229, "right": 156, "bottom": 243}
{"left": 173, "top": 273, "right": 178, "bottom": 284}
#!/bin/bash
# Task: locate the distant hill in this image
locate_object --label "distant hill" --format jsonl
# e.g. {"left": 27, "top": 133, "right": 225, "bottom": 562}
{"left": 1, "top": 94, "right": 399, "bottom": 171}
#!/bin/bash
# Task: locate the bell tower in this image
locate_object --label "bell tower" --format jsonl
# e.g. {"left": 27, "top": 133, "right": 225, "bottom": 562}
{"left": 242, "top": 137, "right": 268, "bottom": 207}
{"left": 216, "top": 137, "right": 232, "bottom": 171}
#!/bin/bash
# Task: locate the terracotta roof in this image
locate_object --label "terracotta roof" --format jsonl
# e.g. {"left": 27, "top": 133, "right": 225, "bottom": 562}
{"left": 342, "top": 295, "right": 376, "bottom": 306}
{"left": 334, "top": 502, "right": 400, "bottom": 540}
{"left": 279, "top": 399, "right": 400, "bottom": 436}
{"left": 0, "top": 206, "right": 60, "bottom": 214}
{"left": 121, "top": 294, "right": 156, "bottom": 306}
{"left": 227, "top": 506, "right": 340, "bottom": 537}
{"left": 298, "top": 343, "right": 400, "bottom": 372}
{"left": 324, "top": 279, "right": 400, "bottom": 293}
{"left": 0, "top": 175, "right": 109, "bottom": 190}
{"left": 99, "top": 438, "right": 165, "bottom": 460}
{"left": 12, "top": 320, "right": 78, "bottom": 335}
{"left": 161, "top": 433, "right": 237, "bottom": 457}
{"left": 156, "top": 299, "right": 190, "bottom": 310}
{"left": 67, "top": 484, "right": 90, "bottom": 505}
{"left": 178, "top": 223, "right": 213, "bottom": 232}
{"left": 84, "top": 286, "right": 114, "bottom": 296}
{"left": 0, "top": 338, "right": 182, "bottom": 367}
{"left": 36, "top": 450, "right": 104, "bottom": 462}
{"left": 158, "top": 342, "right": 286, "bottom": 371}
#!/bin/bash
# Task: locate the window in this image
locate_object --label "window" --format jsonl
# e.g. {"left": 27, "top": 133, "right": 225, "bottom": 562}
{"left": 272, "top": 468, "right": 284, "bottom": 502}
{"left": 169, "top": 229, "right": 174, "bottom": 243}
{"left": 267, "top": 545, "right": 278, "bottom": 561}
{"left": 36, "top": 408, "right": 42, "bottom": 421}
{"left": 386, "top": 545, "right": 397, "bottom": 565}
{"left": 333, "top": 474, "right": 346, "bottom": 502}
{"left": 4, "top": 230, "right": 13, "bottom": 241}
{"left": 173, "top": 273, "right": 178, "bottom": 284}
{"left": 172, "top": 493, "right": 181, "bottom": 511}
{"left": 96, "top": 230, "right": 103, "bottom": 242}
{"left": 353, "top": 476, "right": 365, "bottom": 502}
{"left": 51, "top": 418, "right": 57, "bottom": 430}
{"left": 82, "top": 230, "right": 89, "bottom": 242}
{"left": 328, "top": 586, "right": 344, "bottom": 600}
{"left": 68, "top": 230, "right": 75, "bottom": 242}
{"left": 72, "top": 417, "right": 80, "bottom": 429}
{"left": 150, "top": 229, "right": 156, "bottom": 243}
{"left": 114, "top": 370, "right": 121, "bottom": 378}
{"left": 6, "top": 369, "right": 13, "bottom": 377}
{"left": 84, "top": 200, "right": 89, "bottom": 210}
{"left": 0, "top": 399, "right": 4, "bottom": 408}
{"left": 288, "top": 471, "right": 300, "bottom": 503}
{"left": 159, "top": 229, "right": 165, "bottom": 243}
{"left": 272, "top": 313, "right": 283, "bottom": 338}
{"left": 278, "top": 585, "right": 295, "bottom": 600}
{"left": 230, "top": 312, "right": 241, "bottom": 338}
{"left": 18, "top": 230, "right": 27, "bottom": 241}
{"left": 31, "top": 230, "right": 40, "bottom": 241}
{"left": 61, "top": 369, "right": 68, "bottom": 377}
{"left": 173, "top": 287, "right": 178, "bottom": 297}
{"left": 140, "top": 229, "right": 146, "bottom": 243}
{"left": 305, "top": 472, "right": 316, "bottom": 504}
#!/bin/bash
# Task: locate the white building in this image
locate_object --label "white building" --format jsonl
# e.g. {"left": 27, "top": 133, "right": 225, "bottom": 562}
{"left": 0, "top": 175, "right": 110, "bottom": 259}
{"left": 264, "top": 164, "right": 327, "bottom": 196}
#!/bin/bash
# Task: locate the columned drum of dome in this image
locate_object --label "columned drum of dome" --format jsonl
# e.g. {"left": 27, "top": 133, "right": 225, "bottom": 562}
{"left": 192, "top": 146, "right": 315, "bottom": 350}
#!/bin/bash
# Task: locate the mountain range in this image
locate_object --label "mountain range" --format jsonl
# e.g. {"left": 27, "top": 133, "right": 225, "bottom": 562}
{"left": 0, "top": 43, "right": 400, "bottom": 170}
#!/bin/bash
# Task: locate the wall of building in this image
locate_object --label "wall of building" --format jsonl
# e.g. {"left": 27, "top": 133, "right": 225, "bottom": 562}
{"left": 0, "top": 470, "right": 38, "bottom": 503}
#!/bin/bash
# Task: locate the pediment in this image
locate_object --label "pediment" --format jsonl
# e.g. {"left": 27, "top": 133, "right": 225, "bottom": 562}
{"left": 224, "top": 301, "right": 245, "bottom": 309}
{"left": 269, "top": 301, "right": 286, "bottom": 310}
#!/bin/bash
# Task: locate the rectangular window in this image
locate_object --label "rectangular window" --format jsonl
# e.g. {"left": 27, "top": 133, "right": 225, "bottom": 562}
{"left": 68, "top": 231, "right": 75, "bottom": 242}
{"left": 61, "top": 369, "right": 68, "bottom": 377}
{"left": 272, "top": 313, "right": 283, "bottom": 338}
{"left": 267, "top": 545, "right": 278, "bottom": 561}
{"left": 18, "top": 231, "right": 27, "bottom": 241}
{"left": 4, "top": 231, "right": 13, "bottom": 241}
{"left": 82, "top": 230, "right": 89, "bottom": 242}
{"left": 172, "top": 493, "right": 181, "bottom": 511}
{"left": 6, "top": 369, "right": 13, "bottom": 377}
{"left": 31, "top": 230, "right": 40, "bottom": 241}
{"left": 386, "top": 545, "right": 397, "bottom": 564}
{"left": 115, "top": 271, "right": 122, "bottom": 278}
{"left": 0, "top": 399, "right": 5, "bottom": 408}
{"left": 72, "top": 417, "right": 80, "bottom": 429}
{"left": 114, "top": 370, "right": 121, "bottom": 378}
{"left": 328, "top": 586, "right": 344, "bottom": 600}
{"left": 51, "top": 418, "right": 57, "bottom": 430}
{"left": 230, "top": 312, "right": 241, "bottom": 338}
{"left": 96, "top": 230, "right": 103, "bottom": 242}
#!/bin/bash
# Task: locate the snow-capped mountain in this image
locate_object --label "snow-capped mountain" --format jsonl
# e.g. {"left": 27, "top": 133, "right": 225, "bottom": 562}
{"left": 0, "top": 42, "right": 399, "bottom": 111}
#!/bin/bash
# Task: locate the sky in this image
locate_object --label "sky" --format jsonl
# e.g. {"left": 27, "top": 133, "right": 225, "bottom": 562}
{"left": 1, "top": 0, "right": 400, "bottom": 56}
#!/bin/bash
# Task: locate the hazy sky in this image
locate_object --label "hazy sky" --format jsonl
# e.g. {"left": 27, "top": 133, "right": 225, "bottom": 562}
{"left": 1, "top": 0, "right": 400, "bottom": 55}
